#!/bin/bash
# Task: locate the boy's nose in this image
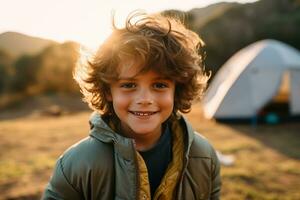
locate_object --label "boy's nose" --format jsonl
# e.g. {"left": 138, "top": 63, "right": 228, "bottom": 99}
{"left": 137, "top": 99, "right": 154, "bottom": 105}
{"left": 136, "top": 88, "right": 154, "bottom": 105}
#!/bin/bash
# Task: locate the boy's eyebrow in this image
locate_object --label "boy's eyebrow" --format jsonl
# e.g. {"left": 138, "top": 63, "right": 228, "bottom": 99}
{"left": 117, "top": 76, "right": 172, "bottom": 81}
{"left": 155, "top": 77, "right": 172, "bottom": 80}
{"left": 152, "top": 76, "right": 173, "bottom": 81}
{"left": 117, "top": 76, "right": 137, "bottom": 80}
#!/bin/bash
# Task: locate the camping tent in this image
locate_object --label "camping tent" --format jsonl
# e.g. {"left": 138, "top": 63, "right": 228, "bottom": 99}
{"left": 202, "top": 39, "right": 300, "bottom": 120}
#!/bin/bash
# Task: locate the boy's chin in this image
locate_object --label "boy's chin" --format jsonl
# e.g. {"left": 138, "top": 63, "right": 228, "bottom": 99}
{"left": 128, "top": 125, "right": 160, "bottom": 136}
{"left": 120, "top": 120, "right": 162, "bottom": 138}
{"left": 130, "top": 127, "right": 156, "bottom": 135}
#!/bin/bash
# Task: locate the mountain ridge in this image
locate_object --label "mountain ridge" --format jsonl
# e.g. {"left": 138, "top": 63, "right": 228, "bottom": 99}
{"left": 0, "top": 31, "right": 57, "bottom": 57}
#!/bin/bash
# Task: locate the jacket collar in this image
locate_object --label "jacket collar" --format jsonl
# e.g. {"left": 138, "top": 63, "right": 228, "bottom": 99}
{"left": 89, "top": 112, "right": 136, "bottom": 161}
{"left": 88, "top": 112, "right": 196, "bottom": 161}
{"left": 180, "top": 116, "right": 195, "bottom": 157}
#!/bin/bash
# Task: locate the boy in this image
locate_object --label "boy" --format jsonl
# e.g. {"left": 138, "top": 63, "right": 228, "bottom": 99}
{"left": 43, "top": 11, "right": 221, "bottom": 200}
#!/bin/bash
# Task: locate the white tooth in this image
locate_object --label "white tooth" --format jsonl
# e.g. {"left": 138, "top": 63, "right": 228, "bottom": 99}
{"left": 133, "top": 112, "right": 153, "bottom": 116}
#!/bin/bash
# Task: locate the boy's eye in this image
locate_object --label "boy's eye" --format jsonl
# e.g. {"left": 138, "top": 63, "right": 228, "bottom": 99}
{"left": 153, "top": 82, "right": 168, "bottom": 89}
{"left": 120, "top": 82, "right": 136, "bottom": 89}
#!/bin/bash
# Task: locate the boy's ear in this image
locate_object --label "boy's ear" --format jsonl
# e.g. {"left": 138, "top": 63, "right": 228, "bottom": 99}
{"left": 105, "top": 91, "right": 112, "bottom": 101}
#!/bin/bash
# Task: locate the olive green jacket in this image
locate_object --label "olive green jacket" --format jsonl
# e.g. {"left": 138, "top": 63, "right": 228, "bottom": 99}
{"left": 42, "top": 113, "right": 221, "bottom": 200}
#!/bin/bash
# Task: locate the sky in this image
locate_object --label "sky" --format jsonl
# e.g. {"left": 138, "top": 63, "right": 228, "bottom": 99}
{"left": 0, "top": 0, "right": 258, "bottom": 49}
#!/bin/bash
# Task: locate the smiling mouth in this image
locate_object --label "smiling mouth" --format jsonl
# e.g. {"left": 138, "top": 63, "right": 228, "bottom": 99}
{"left": 129, "top": 111, "right": 158, "bottom": 116}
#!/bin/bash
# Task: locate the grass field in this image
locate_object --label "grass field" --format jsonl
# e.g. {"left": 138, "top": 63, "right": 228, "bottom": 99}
{"left": 0, "top": 99, "right": 299, "bottom": 200}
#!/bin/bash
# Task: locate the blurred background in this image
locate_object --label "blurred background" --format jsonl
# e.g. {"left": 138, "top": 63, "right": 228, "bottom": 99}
{"left": 0, "top": 0, "right": 300, "bottom": 199}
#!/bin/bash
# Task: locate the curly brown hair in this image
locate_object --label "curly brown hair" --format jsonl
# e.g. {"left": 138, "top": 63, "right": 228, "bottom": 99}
{"left": 74, "top": 11, "right": 209, "bottom": 116}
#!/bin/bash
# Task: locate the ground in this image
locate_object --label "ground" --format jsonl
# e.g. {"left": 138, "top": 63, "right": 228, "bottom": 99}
{"left": 0, "top": 96, "right": 299, "bottom": 200}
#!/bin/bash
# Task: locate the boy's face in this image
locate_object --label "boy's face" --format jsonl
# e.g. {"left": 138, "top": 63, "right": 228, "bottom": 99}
{"left": 107, "top": 64, "right": 175, "bottom": 141}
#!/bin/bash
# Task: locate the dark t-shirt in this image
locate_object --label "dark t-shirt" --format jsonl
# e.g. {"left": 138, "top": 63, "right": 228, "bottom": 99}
{"left": 139, "top": 124, "right": 172, "bottom": 197}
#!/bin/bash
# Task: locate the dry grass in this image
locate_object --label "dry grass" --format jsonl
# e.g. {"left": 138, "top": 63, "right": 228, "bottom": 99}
{"left": 0, "top": 112, "right": 90, "bottom": 199}
{"left": 0, "top": 101, "right": 299, "bottom": 200}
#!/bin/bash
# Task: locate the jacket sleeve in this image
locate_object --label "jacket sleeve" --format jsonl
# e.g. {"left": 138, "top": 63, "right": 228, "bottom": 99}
{"left": 42, "top": 158, "right": 82, "bottom": 200}
{"left": 210, "top": 148, "right": 221, "bottom": 200}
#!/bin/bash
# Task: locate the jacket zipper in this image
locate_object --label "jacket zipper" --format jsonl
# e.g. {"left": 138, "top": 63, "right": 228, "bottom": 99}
{"left": 131, "top": 140, "right": 140, "bottom": 200}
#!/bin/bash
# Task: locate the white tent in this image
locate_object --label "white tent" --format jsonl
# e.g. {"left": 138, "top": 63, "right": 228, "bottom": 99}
{"left": 202, "top": 39, "right": 300, "bottom": 119}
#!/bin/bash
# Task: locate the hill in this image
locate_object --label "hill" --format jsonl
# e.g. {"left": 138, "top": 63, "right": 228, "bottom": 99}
{"left": 189, "top": 2, "right": 239, "bottom": 30}
{"left": 197, "top": 0, "right": 300, "bottom": 73}
{"left": 0, "top": 31, "right": 57, "bottom": 58}
{"left": 163, "top": 0, "right": 300, "bottom": 74}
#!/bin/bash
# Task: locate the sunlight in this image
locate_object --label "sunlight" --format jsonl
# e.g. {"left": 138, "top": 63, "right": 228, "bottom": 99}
{"left": 0, "top": 0, "right": 259, "bottom": 49}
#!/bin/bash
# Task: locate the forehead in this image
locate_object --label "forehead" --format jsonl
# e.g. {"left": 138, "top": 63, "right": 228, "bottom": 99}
{"left": 117, "top": 58, "right": 141, "bottom": 78}
{"left": 117, "top": 59, "right": 170, "bottom": 80}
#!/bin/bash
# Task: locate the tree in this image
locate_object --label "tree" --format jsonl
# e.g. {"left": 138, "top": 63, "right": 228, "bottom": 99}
{"left": 12, "top": 55, "right": 40, "bottom": 92}
{"left": 0, "top": 49, "right": 13, "bottom": 93}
